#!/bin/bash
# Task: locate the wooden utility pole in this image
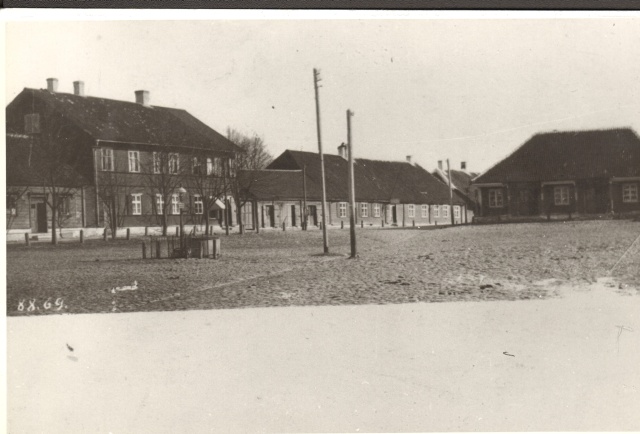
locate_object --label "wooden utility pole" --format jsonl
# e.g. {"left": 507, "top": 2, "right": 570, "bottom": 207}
{"left": 302, "top": 164, "right": 308, "bottom": 231}
{"left": 223, "top": 160, "right": 230, "bottom": 236}
{"left": 447, "top": 158, "right": 454, "bottom": 225}
{"left": 313, "top": 68, "right": 329, "bottom": 253}
{"left": 347, "top": 110, "right": 357, "bottom": 258}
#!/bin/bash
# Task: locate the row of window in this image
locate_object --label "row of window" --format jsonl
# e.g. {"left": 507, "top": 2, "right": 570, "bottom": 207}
{"left": 336, "top": 203, "right": 460, "bottom": 218}
{"left": 126, "top": 193, "right": 204, "bottom": 215}
{"left": 100, "top": 148, "right": 232, "bottom": 176}
{"left": 488, "top": 183, "right": 639, "bottom": 208}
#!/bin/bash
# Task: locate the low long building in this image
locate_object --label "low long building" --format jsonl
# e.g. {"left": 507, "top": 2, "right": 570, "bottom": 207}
{"left": 239, "top": 146, "right": 470, "bottom": 229}
{"left": 473, "top": 128, "right": 640, "bottom": 220}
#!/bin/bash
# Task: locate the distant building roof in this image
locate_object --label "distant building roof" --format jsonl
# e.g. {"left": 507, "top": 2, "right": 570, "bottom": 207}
{"left": 262, "top": 150, "right": 465, "bottom": 205}
{"left": 238, "top": 169, "right": 304, "bottom": 201}
{"left": 474, "top": 128, "right": 640, "bottom": 184}
{"left": 7, "top": 88, "right": 239, "bottom": 152}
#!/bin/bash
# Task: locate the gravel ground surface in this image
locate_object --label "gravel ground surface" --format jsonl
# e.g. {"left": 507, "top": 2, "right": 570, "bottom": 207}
{"left": 6, "top": 220, "right": 640, "bottom": 316}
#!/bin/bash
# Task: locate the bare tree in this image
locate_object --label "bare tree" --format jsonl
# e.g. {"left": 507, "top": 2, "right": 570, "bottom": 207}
{"left": 227, "top": 128, "right": 273, "bottom": 234}
{"left": 98, "top": 170, "right": 132, "bottom": 240}
{"left": 27, "top": 109, "right": 86, "bottom": 245}
{"left": 143, "top": 147, "right": 187, "bottom": 236}
{"left": 186, "top": 149, "right": 229, "bottom": 236}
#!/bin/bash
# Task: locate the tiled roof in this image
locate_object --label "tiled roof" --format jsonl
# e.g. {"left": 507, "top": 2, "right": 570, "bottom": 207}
{"left": 474, "top": 128, "right": 640, "bottom": 184}
{"left": 8, "top": 88, "right": 239, "bottom": 152}
{"left": 264, "top": 150, "right": 465, "bottom": 205}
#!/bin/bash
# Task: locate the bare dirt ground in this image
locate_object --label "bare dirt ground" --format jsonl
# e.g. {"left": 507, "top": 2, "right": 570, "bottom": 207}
{"left": 6, "top": 220, "right": 640, "bottom": 316}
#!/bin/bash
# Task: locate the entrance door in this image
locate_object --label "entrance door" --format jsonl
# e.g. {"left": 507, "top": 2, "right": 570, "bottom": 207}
{"left": 308, "top": 206, "right": 318, "bottom": 226}
{"left": 265, "top": 205, "right": 275, "bottom": 227}
{"left": 30, "top": 200, "right": 48, "bottom": 233}
{"left": 290, "top": 205, "right": 297, "bottom": 227}
{"left": 391, "top": 205, "right": 397, "bottom": 224}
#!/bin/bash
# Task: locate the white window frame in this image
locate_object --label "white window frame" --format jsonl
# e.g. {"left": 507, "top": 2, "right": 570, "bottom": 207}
{"left": 407, "top": 204, "right": 415, "bottom": 218}
{"left": 155, "top": 194, "right": 164, "bottom": 215}
{"left": 554, "top": 186, "right": 570, "bottom": 206}
{"left": 442, "top": 205, "right": 450, "bottom": 218}
{"left": 488, "top": 189, "right": 504, "bottom": 208}
{"left": 128, "top": 151, "right": 140, "bottom": 173}
{"left": 622, "top": 183, "right": 638, "bottom": 203}
{"left": 360, "top": 203, "right": 368, "bottom": 218}
{"left": 338, "top": 202, "right": 347, "bottom": 218}
{"left": 421, "top": 204, "right": 429, "bottom": 218}
{"left": 169, "top": 153, "right": 180, "bottom": 175}
{"left": 171, "top": 194, "right": 180, "bottom": 215}
{"left": 373, "top": 203, "right": 381, "bottom": 218}
{"left": 153, "top": 152, "right": 161, "bottom": 174}
{"left": 131, "top": 194, "right": 142, "bottom": 215}
{"left": 433, "top": 205, "right": 440, "bottom": 218}
{"left": 101, "top": 148, "right": 114, "bottom": 171}
{"left": 206, "top": 158, "right": 213, "bottom": 175}
{"left": 193, "top": 195, "right": 204, "bottom": 214}
{"left": 454, "top": 205, "right": 461, "bottom": 218}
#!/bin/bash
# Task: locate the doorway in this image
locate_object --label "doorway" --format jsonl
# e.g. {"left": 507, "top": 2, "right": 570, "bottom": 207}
{"left": 30, "top": 199, "right": 48, "bottom": 233}
{"left": 308, "top": 205, "right": 318, "bottom": 226}
{"left": 290, "top": 205, "right": 297, "bottom": 227}
{"left": 391, "top": 205, "right": 397, "bottom": 225}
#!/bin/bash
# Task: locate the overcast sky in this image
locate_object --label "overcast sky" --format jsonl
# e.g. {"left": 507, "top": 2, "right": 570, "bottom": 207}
{"left": 6, "top": 16, "right": 640, "bottom": 173}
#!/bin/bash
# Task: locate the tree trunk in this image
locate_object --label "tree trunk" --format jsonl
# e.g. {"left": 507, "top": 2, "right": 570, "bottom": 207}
{"left": 51, "top": 195, "right": 58, "bottom": 245}
{"left": 205, "top": 213, "right": 210, "bottom": 236}
{"left": 162, "top": 214, "right": 168, "bottom": 236}
{"left": 236, "top": 201, "right": 244, "bottom": 235}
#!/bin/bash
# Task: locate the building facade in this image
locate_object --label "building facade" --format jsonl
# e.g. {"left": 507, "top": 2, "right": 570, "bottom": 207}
{"left": 238, "top": 147, "right": 469, "bottom": 229}
{"left": 6, "top": 78, "right": 240, "bottom": 239}
{"left": 472, "top": 128, "right": 640, "bottom": 221}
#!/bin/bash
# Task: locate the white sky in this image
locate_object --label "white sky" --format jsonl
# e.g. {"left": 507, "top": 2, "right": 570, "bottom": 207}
{"left": 5, "top": 14, "right": 640, "bottom": 173}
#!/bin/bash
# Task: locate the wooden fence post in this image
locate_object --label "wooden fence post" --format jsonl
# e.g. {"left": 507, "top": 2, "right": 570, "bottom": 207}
{"left": 361, "top": 220, "right": 363, "bottom": 228}
{"left": 413, "top": 219, "right": 415, "bottom": 227}
{"left": 282, "top": 221, "right": 286, "bottom": 231}
{"left": 142, "top": 242, "right": 147, "bottom": 259}
{"left": 24, "top": 233, "right": 30, "bottom": 246}
{"left": 341, "top": 221, "right": 344, "bottom": 229}
{"left": 176, "top": 227, "right": 179, "bottom": 237}
{"left": 126, "top": 228, "right": 131, "bottom": 240}
{"left": 80, "top": 230, "right": 84, "bottom": 244}
{"left": 103, "top": 228, "right": 108, "bottom": 241}
{"left": 145, "top": 226, "right": 149, "bottom": 236}
{"left": 381, "top": 219, "right": 384, "bottom": 228}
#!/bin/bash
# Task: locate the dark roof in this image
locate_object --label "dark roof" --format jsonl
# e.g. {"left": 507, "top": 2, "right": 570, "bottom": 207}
{"left": 474, "top": 128, "right": 640, "bottom": 184}
{"left": 264, "top": 150, "right": 465, "bottom": 205}
{"left": 9, "top": 88, "right": 238, "bottom": 152}
{"left": 433, "top": 168, "right": 479, "bottom": 197}
{"left": 238, "top": 169, "right": 304, "bottom": 200}
{"left": 6, "top": 134, "right": 85, "bottom": 187}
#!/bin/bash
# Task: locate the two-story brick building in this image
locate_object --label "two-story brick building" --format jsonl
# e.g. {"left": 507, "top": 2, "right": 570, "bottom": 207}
{"left": 473, "top": 128, "right": 640, "bottom": 221}
{"left": 6, "top": 78, "right": 240, "bottom": 239}
{"left": 238, "top": 146, "right": 469, "bottom": 229}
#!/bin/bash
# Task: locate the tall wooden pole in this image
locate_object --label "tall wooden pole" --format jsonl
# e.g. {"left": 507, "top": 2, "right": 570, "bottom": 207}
{"left": 314, "top": 68, "right": 329, "bottom": 253}
{"left": 447, "top": 158, "right": 454, "bottom": 225}
{"left": 302, "top": 164, "right": 308, "bottom": 231}
{"left": 347, "top": 110, "right": 357, "bottom": 258}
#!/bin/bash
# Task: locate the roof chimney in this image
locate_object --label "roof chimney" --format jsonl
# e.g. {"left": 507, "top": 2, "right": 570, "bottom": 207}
{"left": 461, "top": 161, "right": 467, "bottom": 171}
{"left": 135, "top": 90, "right": 150, "bottom": 106}
{"left": 437, "top": 160, "right": 443, "bottom": 170}
{"left": 338, "top": 143, "right": 347, "bottom": 160}
{"left": 406, "top": 155, "right": 412, "bottom": 165}
{"left": 73, "top": 81, "right": 85, "bottom": 96}
{"left": 46, "top": 78, "right": 58, "bottom": 93}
